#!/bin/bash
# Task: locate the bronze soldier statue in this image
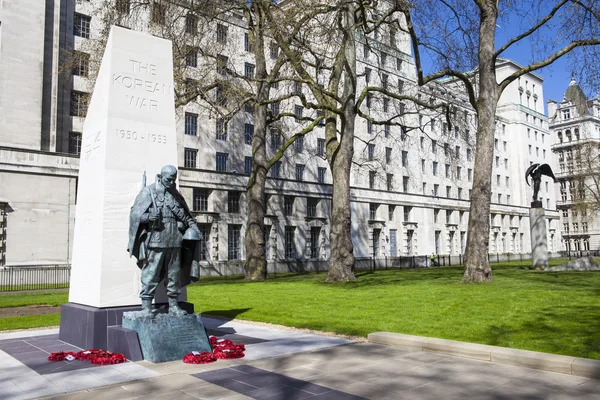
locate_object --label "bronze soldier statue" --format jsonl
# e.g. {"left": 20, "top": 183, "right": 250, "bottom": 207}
{"left": 525, "top": 163, "right": 556, "bottom": 205}
{"left": 128, "top": 165, "right": 201, "bottom": 318}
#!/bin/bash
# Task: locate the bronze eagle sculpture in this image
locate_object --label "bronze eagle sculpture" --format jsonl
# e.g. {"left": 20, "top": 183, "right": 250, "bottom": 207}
{"left": 525, "top": 163, "right": 556, "bottom": 203}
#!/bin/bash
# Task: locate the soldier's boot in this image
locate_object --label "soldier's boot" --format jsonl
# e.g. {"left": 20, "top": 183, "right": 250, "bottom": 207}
{"left": 141, "top": 298, "right": 154, "bottom": 318}
{"left": 168, "top": 297, "right": 188, "bottom": 316}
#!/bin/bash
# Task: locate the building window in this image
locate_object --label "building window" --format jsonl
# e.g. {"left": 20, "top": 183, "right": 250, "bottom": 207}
{"left": 446, "top": 210, "right": 452, "bottom": 224}
{"left": 198, "top": 224, "right": 209, "bottom": 260}
{"left": 293, "top": 81, "right": 303, "bottom": 95}
{"left": 228, "top": 191, "right": 241, "bottom": 213}
{"left": 284, "top": 196, "right": 294, "bottom": 216}
{"left": 421, "top": 159, "right": 426, "bottom": 173}
{"left": 244, "top": 32, "right": 253, "bottom": 52}
{"left": 216, "top": 84, "right": 227, "bottom": 106}
{"left": 387, "top": 174, "right": 393, "bottom": 191}
{"left": 244, "top": 123, "right": 254, "bottom": 144}
{"left": 307, "top": 198, "right": 319, "bottom": 218}
{"left": 317, "top": 138, "right": 325, "bottom": 156}
{"left": 456, "top": 166, "right": 462, "bottom": 180}
{"left": 244, "top": 157, "right": 253, "bottom": 175}
{"left": 432, "top": 140, "right": 437, "bottom": 154}
{"left": 458, "top": 187, "right": 463, "bottom": 199}
{"left": 269, "top": 42, "right": 278, "bottom": 59}
{"left": 403, "top": 176, "right": 409, "bottom": 193}
{"left": 446, "top": 186, "right": 452, "bottom": 198}
{"left": 270, "top": 127, "right": 281, "bottom": 150}
{"left": 185, "top": 13, "right": 198, "bottom": 34}
{"left": 388, "top": 205, "right": 395, "bottom": 221}
{"left": 468, "top": 168, "right": 472, "bottom": 182}
{"left": 185, "top": 47, "right": 198, "bottom": 67}
{"left": 184, "top": 148, "right": 197, "bottom": 169}
{"left": 271, "top": 101, "right": 280, "bottom": 116}
{"left": 310, "top": 227, "right": 321, "bottom": 259}
{"left": 295, "top": 164, "right": 305, "bottom": 181}
{"left": 294, "top": 105, "right": 304, "bottom": 118}
{"left": 385, "top": 125, "right": 390, "bottom": 138}
{"left": 318, "top": 167, "right": 326, "bottom": 184}
{"left": 217, "top": 23, "right": 227, "bottom": 43}
{"left": 216, "top": 55, "right": 228, "bottom": 75}
{"left": 285, "top": 227, "right": 296, "bottom": 258}
{"left": 193, "top": 188, "right": 209, "bottom": 212}
{"left": 150, "top": 1, "right": 166, "bottom": 24}
{"left": 216, "top": 152, "right": 228, "bottom": 172}
{"left": 271, "top": 161, "right": 281, "bottom": 178}
{"left": 383, "top": 98, "right": 390, "bottom": 112}
{"left": 369, "top": 203, "right": 378, "bottom": 220}
{"left": 369, "top": 171, "right": 376, "bottom": 189}
{"left": 368, "top": 144, "right": 375, "bottom": 161}
{"left": 74, "top": 13, "right": 91, "bottom": 38}
{"left": 381, "top": 51, "right": 387, "bottom": 66}
{"left": 185, "top": 113, "right": 198, "bottom": 136}
{"left": 432, "top": 162, "right": 438, "bottom": 176}
{"left": 70, "top": 91, "right": 89, "bottom": 117}
{"left": 385, "top": 147, "right": 392, "bottom": 164}
{"left": 72, "top": 51, "right": 90, "bottom": 77}
{"left": 228, "top": 225, "right": 241, "bottom": 260}
{"left": 433, "top": 184, "right": 439, "bottom": 196}
{"left": 445, "top": 164, "right": 451, "bottom": 178}
{"left": 216, "top": 118, "right": 227, "bottom": 140}
{"left": 244, "top": 62, "right": 255, "bottom": 78}
{"left": 434, "top": 209, "right": 440, "bottom": 223}
{"left": 295, "top": 136, "right": 304, "bottom": 153}
{"left": 404, "top": 206, "right": 412, "bottom": 222}
{"left": 422, "top": 182, "right": 427, "bottom": 195}
{"left": 68, "top": 132, "right": 82, "bottom": 155}
{"left": 365, "top": 67, "right": 371, "bottom": 83}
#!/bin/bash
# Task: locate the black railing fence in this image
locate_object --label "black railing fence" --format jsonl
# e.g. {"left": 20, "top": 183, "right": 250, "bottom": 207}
{"left": 1, "top": 250, "right": 599, "bottom": 291}
{"left": 0, "top": 265, "right": 70, "bottom": 292}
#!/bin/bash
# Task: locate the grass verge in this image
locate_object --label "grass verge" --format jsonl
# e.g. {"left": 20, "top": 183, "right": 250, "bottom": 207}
{"left": 0, "top": 262, "right": 598, "bottom": 360}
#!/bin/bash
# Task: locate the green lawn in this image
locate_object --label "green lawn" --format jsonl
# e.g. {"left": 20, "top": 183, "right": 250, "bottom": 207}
{"left": 1, "top": 262, "right": 599, "bottom": 360}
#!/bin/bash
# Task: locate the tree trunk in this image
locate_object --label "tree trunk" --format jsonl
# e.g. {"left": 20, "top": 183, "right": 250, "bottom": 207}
{"left": 244, "top": 102, "right": 268, "bottom": 280}
{"left": 462, "top": 1, "right": 498, "bottom": 283}
{"left": 326, "top": 3, "right": 356, "bottom": 282}
{"left": 244, "top": 3, "right": 268, "bottom": 280}
{"left": 326, "top": 121, "right": 356, "bottom": 282}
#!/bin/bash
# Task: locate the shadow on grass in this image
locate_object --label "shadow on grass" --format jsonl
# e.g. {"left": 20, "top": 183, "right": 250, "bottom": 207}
{"left": 485, "top": 305, "right": 600, "bottom": 359}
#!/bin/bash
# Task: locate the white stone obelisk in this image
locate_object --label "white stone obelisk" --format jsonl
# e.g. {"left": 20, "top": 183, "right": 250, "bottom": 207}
{"left": 69, "top": 26, "right": 178, "bottom": 308}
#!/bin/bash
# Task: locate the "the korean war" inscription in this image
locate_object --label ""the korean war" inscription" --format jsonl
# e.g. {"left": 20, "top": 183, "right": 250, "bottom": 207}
{"left": 113, "top": 59, "right": 173, "bottom": 112}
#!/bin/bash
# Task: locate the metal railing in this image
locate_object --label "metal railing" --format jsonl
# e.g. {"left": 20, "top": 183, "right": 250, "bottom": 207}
{"left": 0, "top": 265, "right": 71, "bottom": 292}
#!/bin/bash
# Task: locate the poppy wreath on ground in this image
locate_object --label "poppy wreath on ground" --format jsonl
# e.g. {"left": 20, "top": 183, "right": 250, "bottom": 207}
{"left": 47, "top": 349, "right": 126, "bottom": 365}
{"left": 182, "top": 352, "right": 217, "bottom": 364}
{"left": 183, "top": 336, "right": 246, "bottom": 363}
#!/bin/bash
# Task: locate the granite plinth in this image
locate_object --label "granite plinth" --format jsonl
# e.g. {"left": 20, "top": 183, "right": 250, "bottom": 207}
{"left": 59, "top": 302, "right": 194, "bottom": 350}
{"left": 122, "top": 312, "right": 211, "bottom": 363}
{"left": 545, "top": 257, "right": 600, "bottom": 272}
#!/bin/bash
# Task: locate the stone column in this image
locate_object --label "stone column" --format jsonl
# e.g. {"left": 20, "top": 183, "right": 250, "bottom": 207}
{"left": 529, "top": 204, "right": 549, "bottom": 269}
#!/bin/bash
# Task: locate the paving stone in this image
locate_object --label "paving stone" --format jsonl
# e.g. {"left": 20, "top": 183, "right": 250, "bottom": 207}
{"left": 44, "top": 370, "right": 106, "bottom": 391}
{"left": 181, "top": 383, "right": 247, "bottom": 399}
{"left": 122, "top": 373, "right": 207, "bottom": 395}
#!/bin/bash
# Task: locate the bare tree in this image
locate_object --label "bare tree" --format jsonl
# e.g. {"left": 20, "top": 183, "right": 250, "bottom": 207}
{"left": 401, "top": 0, "right": 600, "bottom": 282}
{"left": 73, "top": 0, "right": 320, "bottom": 280}
{"left": 265, "top": 0, "right": 416, "bottom": 281}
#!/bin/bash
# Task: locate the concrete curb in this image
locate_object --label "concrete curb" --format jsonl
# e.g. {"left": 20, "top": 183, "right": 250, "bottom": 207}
{"left": 368, "top": 332, "right": 600, "bottom": 380}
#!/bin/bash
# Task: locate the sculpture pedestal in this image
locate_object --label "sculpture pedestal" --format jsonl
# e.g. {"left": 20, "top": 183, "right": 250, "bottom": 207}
{"left": 529, "top": 206, "right": 549, "bottom": 270}
{"left": 122, "top": 312, "right": 211, "bottom": 363}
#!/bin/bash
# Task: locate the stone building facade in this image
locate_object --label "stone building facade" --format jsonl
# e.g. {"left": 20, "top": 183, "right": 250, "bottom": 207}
{"left": 548, "top": 79, "right": 600, "bottom": 252}
{"left": 0, "top": 1, "right": 560, "bottom": 269}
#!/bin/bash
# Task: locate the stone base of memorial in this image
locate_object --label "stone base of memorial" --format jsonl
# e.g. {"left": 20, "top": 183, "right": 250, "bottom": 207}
{"left": 59, "top": 301, "right": 194, "bottom": 358}
{"left": 529, "top": 202, "right": 549, "bottom": 270}
{"left": 544, "top": 257, "right": 600, "bottom": 272}
{"left": 122, "top": 311, "right": 212, "bottom": 363}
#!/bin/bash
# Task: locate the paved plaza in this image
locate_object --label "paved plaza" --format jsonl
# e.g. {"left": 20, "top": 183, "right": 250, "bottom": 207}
{"left": 0, "top": 317, "right": 598, "bottom": 400}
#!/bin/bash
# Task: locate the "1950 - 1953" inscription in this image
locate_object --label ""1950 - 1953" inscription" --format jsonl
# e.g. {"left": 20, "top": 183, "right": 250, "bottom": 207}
{"left": 116, "top": 129, "right": 167, "bottom": 144}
